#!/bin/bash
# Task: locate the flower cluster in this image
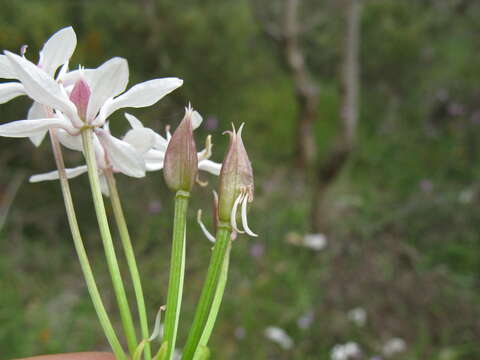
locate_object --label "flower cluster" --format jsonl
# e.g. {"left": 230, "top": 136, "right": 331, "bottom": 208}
{"left": 0, "top": 26, "right": 258, "bottom": 359}
{"left": 0, "top": 27, "right": 221, "bottom": 195}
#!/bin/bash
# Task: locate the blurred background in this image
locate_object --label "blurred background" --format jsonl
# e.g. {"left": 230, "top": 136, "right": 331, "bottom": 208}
{"left": 0, "top": 0, "right": 479, "bottom": 359}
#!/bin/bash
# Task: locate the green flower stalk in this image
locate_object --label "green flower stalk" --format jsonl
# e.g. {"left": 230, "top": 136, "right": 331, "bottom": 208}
{"left": 105, "top": 168, "right": 151, "bottom": 360}
{"left": 81, "top": 128, "right": 138, "bottom": 355}
{"left": 49, "top": 129, "right": 127, "bottom": 360}
{"left": 183, "top": 124, "right": 256, "bottom": 360}
{"left": 162, "top": 107, "right": 199, "bottom": 360}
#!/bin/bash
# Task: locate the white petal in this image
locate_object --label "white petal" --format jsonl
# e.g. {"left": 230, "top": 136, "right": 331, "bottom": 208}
{"left": 29, "top": 165, "right": 87, "bottom": 183}
{"left": 98, "top": 78, "right": 183, "bottom": 122}
{"left": 154, "top": 133, "right": 169, "bottom": 151}
{"left": 38, "top": 26, "right": 77, "bottom": 76}
{"left": 96, "top": 129, "right": 145, "bottom": 178}
{"left": 27, "top": 101, "right": 46, "bottom": 119}
{"left": 4, "top": 51, "right": 80, "bottom": 126}
{"left": 143, "top": 149, "right": 164, "bottom": 171}
{"left": 192, "top": 110, "right": 203, "bottom": 130}
{"left": 0, "top": 82, "right": 26, "bottom": 104}
{"left": 0, "top": 55, "right": 17, "bottom": 79}
{"left": 199, "top": 159, "right": 222, "bottom": 176}
{"left": 86, "top": 57, "right": 129, "bottom": 123}
{"left": 27, "top": 102, "right": 48, "bottom": 147}
{"left": 124, "top": 112, "right": 144, "bottom": 129}
{"left": 99, "top": 173, "right": 110, "bottom": 196}
{"left": 0, "top": 118, "right": 74, "bottom": 138}
{"left": 123, "top": 127, "right": 156, "bottom": 154}
{"left": 57, "top": 128, "right": 83, "bottom": 151}
{"left": 92, "top": 133, "right": 107, "bottom": 170}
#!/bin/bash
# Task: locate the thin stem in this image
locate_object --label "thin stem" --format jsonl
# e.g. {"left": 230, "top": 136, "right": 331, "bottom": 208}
{"left": 162, "top": 191, "right": 189, "bottom": 360}
{"left": 194, "top": 241, "right": 232, "bottom": 359}
{"left": 81, "top": 128, "right": 138, "bottom": 355}
{"left": 49, "top": 129, "right": 127, "bottom": 360}
{"left": 105, "top": 169, "right": 151, "bottom": 360}
{"left": 182, "top": 225, "right": 232, "bottom": 360}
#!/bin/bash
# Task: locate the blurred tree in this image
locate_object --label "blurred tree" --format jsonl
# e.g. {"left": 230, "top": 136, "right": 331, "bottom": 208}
{"left": 252, "top": 0, "right": 362, "bottom": 232}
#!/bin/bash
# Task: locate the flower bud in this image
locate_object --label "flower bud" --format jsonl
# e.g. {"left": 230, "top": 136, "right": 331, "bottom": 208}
{"left": 69, "top": 77, "right": 91, "bottom": 121}
{"left": 218, "top": 124, "right": 254, "bottom": 223}
{"left": 163, "top": 106, "right": 198, "bottom": 192}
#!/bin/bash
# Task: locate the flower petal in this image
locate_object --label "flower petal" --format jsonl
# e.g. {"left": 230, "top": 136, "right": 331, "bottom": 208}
{"left": 99, "top": 173, "right": 110, "bottom": 196}
{"left": 0, "top": 82, "right": 26, "bottom": 104}
{"left": 143, "top": 149, "right": 165, "bottom": 171}
{"left": 57, "top": 128, "right": 83, "bottom": 151}
{"left": 27, "top": 102, "right": 48, "bottom": 146}
{"left": 199, "top": 159, "right": 222, "bottom": 176}
{"left": 96, "top": 129, "right": 145, "bottom": 178}
{"left": 0, "top": 117, "right": 74, "bottom": 138}
{"left": 29, "top": 165, "right": 87, "bottom": 183}
{"left": 38, "top": 26, "right": 77, "bottom": 76}
{"left": 192, "top": 110, "right": 203, "bottom": 130}
{"left": 123, "top": 127, "right": 156, "bottom": 154}
{"left": 98, "top": 78, "right": 183, "bottom": 122}
{"left": 124, "top": 112, "right": 144, "bottom": 129}
{"left": 4, "top": 51, "right": 80, "bottom": 126}
{"left": 86, "top": 57, "right": 129, "bottom": 123}
{"left": 0, "top": 54, "right": 17, "bottom": 79}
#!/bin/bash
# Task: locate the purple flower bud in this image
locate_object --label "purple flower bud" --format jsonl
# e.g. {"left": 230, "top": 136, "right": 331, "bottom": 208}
{"left": 163, "top": 106, "right": 198, "bottom": 192}
{"left": 69, "top": 78, "right": 91, "bottom": 121}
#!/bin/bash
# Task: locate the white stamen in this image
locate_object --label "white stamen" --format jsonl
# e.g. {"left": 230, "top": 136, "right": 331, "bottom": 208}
{"left": 148, "top": 305, "right": 166, "bottom": 342}
{"left": 197, "top": 135, "right": 212, "bottom": 161}
{"left": 241, "top": 193, "right": 258, "bottom": 237}
{"left": 197, "top": 209, "right": 216, "bottom": 243}
{"left": 231, "top": 192, "right": 245, "bottom": 234}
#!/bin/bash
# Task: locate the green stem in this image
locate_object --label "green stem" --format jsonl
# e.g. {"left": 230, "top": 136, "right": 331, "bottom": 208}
{"left": 162, "top": 191, "right": 189, "bottom": 360}
{"left": 182, "top": 225, "right": 232, "bottom": 360}
{"left": 81, "top": 128, "right": 138, "bottom": 355}
{"left": 49, "top": 130, "right": 126, "bottom": 360}
{"left": 105, "top": 169, "right": 151, "bottom": 360}
{"left": 193, "top": 241, "right": 232, "bottom": 359}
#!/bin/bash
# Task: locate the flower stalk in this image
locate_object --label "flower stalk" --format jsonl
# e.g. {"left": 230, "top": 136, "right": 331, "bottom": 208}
{"left": 162, "top": 190, "right": 190, "bottom": 360}
{"left": 105, "top": 168, "right": 151, "bottom": 360}
{"left": 81, "top": 127, "right": 138, "bottom": 355}
{"left": 182, "top": 223, "right": 232, "bottom": 360}
{"left": 49, "top": 129, "right": 126, "bottom": 360}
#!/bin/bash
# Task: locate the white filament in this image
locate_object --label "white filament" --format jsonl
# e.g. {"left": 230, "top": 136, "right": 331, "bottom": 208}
{"left": 241, "top": 193, "right": 258, "bottom": 237}
{"left": 197, "top": 209, "right": 216, "bottom": 243}
{"left": 230, "top": 192, "right": 245, "bottom": 234}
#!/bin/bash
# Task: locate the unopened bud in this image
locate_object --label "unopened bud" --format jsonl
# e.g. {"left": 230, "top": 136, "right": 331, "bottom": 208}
{"left": 69, "top": 78, "right": 91, "bottom": 121}
{"left": 218, "top": 123, "right": 254, "bottom": 223}
{"left": 163, "top": 106, "right": 198, "bottom": 192}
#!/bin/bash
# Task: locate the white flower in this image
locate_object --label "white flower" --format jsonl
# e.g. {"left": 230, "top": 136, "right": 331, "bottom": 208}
{"left": 347, "top": 307, "right": 367, "bottom": 327}
{"left": 264, "top": 326, "right": 294, "bottom": 350}
{"left": 303, "top": 233, "right": 327, "bottom": 251}
{"left": 0, "top": 26, "right": 76, "bottom": 104}
{"left": 331, "top": 342, "right": 362, "bottom": 360}
{"left": 124, "top": 111, "right": 222, "bottom": 176}
{"left": 382, "top": 338, "right": 406, "bottom": 357}
{"left": 0, "top": 26, "right": 77, "bottom": 146}
{"left": 0, "top": 26, "right": 183, "bottom": 154}
{"left": 29, "top": 111, "right": 222, "bottom": 195}
{"left": 285, "top": 232, "right": 327, "bottom": 251}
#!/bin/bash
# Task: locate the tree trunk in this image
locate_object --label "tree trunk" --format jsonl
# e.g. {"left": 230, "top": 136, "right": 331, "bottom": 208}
{"left": 311, "top": 0, "right": 361, "bottom": 232}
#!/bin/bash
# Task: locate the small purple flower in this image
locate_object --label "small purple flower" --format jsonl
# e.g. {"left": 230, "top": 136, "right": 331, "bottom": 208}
{"left": 419, "top": 179, "right": 433, "bottom": 193}
{"left": 149, "top": 200, "right": 162, "bottom": 214}
{"left": 205, "top": 115, "right": 218, "bottom": 131}
{"left": 250, "top": 242, "right": 265, "bottom": 259}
